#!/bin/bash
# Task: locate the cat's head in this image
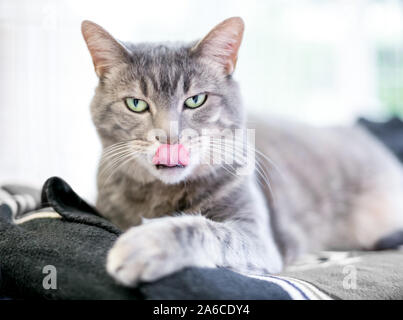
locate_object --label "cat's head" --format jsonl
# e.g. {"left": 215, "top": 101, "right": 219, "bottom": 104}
{"left": 82, "top": 17, "right": 245, "bottom": 185}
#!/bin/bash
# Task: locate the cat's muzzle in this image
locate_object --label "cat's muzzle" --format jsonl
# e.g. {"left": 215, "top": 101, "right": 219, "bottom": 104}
{"left": 152, "top": 144, "right": 190, "bottom": 168}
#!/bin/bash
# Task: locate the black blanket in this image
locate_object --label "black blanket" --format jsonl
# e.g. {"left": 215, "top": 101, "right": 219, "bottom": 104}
{"left": 0, "top": 177, "right": 306, "bottom": 299}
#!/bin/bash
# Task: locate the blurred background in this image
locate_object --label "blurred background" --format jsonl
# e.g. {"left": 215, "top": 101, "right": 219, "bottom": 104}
{"left": 0, "top": 0, "right": 402, "bottom": 200}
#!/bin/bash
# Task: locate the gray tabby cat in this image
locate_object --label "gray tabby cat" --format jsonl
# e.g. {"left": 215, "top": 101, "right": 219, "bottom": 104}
{"left": 81, "top": 17, "right": 403, "bottom": 286}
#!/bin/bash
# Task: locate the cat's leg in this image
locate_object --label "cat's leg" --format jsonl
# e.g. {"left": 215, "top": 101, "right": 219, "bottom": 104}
{"left": 106, "top": 214, "right": 283, "bottom": 286}
{"left": 351, "top": 186, "right": 403, "bottom": 250}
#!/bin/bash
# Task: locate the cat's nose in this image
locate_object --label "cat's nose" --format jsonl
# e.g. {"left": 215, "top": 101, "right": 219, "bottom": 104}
{"left": 152, "top": 144, "right": 189, "bottom": 167}
{"left": 155, "top": 135, "right": 178, "bottom": 145}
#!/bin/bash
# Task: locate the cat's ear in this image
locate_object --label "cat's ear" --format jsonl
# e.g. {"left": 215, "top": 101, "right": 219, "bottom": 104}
{"left": 192, "top": 17, "right": 244, "bottom": 75}
{"left": 81, "top": 20, "right": 131, "bottom": 77}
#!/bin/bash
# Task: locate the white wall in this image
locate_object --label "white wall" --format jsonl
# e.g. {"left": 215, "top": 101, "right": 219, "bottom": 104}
{"left": 1, "top": 0, "right": 402, "bottom": 200}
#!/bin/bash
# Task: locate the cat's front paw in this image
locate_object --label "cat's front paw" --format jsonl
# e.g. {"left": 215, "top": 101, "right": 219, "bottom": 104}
{"left": 106, "top": 217, "right": 214, "bottom": 287}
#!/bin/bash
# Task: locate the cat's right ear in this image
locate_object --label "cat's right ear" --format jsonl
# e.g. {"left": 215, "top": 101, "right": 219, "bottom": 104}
{"left": 81, "top": 21, "right": 131, "bottom": 77}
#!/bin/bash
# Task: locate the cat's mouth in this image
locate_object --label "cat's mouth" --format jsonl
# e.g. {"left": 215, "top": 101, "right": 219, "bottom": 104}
{"left": 152, "top": 144, "right": 189, "bottom": 170}
{"left": 155, "top": 164, "right": 186, "bottom": 170}
{"left": 150, "top": 144, "right": 193, "bottom": 183}
{"left": 151, "top": 162, "right": 191, "bottom": 184}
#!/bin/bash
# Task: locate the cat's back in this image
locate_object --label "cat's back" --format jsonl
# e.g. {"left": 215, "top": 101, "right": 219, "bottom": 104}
{"left": 251, "top": 116, "right": 381, "bottom": 204}
{"left": 251, "top": 115, "right": 403, "bottom": 259}
{"left": 251, "top": 116, "right": 401, "bottom": 178}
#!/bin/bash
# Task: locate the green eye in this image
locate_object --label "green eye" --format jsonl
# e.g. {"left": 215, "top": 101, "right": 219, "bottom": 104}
{"left": 125, "top": 98, "right": 149, "bottom": 113}
{"left": 184, "top": 94, "right": 207, "bottom": 109}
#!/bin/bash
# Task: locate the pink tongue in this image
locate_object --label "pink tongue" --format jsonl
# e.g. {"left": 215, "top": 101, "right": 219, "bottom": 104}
{"left": 152, "top": 144, "right": 189, "bottom": 167}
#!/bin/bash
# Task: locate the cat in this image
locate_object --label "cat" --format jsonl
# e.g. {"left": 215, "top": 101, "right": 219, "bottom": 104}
{"left": 81, "top": 17, "right": 403, "bottom": 286}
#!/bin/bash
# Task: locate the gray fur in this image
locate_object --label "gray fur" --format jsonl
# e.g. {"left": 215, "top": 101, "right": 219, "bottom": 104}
{"left": 82, "top": 18, "right": 403, "bottom": 286}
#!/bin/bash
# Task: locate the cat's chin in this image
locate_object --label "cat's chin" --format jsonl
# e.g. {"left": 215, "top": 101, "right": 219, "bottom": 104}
{"left": 147, "top": 164, "right": 194, "bottom": 185}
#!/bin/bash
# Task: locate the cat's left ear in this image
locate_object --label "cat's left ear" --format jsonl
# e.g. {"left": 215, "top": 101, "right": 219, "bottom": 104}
{"left": 191, "top": 17, "right": 244, "bottom": 75}
{"left": 81, "top": 20, "right": 131, "bottom": 77}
